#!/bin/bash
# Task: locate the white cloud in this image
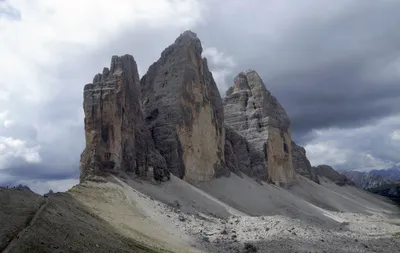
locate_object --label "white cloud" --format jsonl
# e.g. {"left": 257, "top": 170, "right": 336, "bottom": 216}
{"left": 203, "top": 46, "right": 236, "bottom": 92}
{"left": 0, "top": 0, "right": 203, "bottom": 103}
{"left": 203, "top": 47, "right": 235, "bottom": 67}
{"left": 391, "top": 129, "right": 400, "bottom": 141}
{"left": 0, "top": 90, "right": 9, "bottom": 101}
{"left": 0, "top": 111, "right": 9, "bottom": 122}
{"left": 0, "top": 0, "right": 205, "bottom": 191}
{"left": 0, "top": 136, "right": 41, "bottom": 169}
{"left": 305, "top": 142, "right": 347, "bottom": 166}
{"left": 304, "top": 114, "right": 400, "bottom": 171}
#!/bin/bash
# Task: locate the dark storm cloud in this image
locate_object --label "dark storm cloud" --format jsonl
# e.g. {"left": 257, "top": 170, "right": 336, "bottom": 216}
{"left": 0, "top": 122, "right": 38, "bottom": 143}
{"left": 1, "top": 26, "right": 197, "bottom": 189}
{"left": 195, "top": 0, "right": 400, "bottom": 141}
{"left": 2, "top": 160, "right": 79, "bottom": 181}
{"left": 2, "top": 0, "right": 400, "bottom": 188}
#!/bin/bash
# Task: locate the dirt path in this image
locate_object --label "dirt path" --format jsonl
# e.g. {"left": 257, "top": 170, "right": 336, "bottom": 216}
{"left": 2, "top": 199, "right": 49, "bottom": 253}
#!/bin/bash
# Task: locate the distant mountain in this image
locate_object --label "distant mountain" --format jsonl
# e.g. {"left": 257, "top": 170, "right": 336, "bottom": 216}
{"left": 368, "top": 182, "right": 400, "bottom": 205}
{"left": 370, "top": 166, "right": 400, "bottom": 181}
{"left": 341, "top": 170, "right": 391, "bottom": 189}
{"left": 340, "top": 166, "right": 400, "bottom": 190}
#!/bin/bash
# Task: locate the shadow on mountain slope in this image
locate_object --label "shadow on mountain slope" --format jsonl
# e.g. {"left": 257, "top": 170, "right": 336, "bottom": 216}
{"left": 0, "top": 186, "right": 187, "bottom": 253}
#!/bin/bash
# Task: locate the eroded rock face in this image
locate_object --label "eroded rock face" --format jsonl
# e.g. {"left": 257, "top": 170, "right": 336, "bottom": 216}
{"left": 80, "top": 55, "right": 169, "bottom": 182}
{"left": 291, "top": 141, "right": 319, "bottom": 183}
{"left": 224, "top": 126, "right": 249, "bottom": 177}
{"left": 311, "top": 165, "right": 354, "bottom": 186}
{"left": 140, "top": 31, "right": 226, "bottom": 182}
{"left": 224, "top": 71, "right": 296, "bottom": 184}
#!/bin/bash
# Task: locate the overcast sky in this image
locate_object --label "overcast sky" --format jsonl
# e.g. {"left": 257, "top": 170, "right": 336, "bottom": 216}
{"left": 1, "top": 0, "right": 400, "bottom": 194}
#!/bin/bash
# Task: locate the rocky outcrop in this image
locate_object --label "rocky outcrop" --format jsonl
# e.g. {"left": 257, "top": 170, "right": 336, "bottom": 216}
{"left": 140, "top": 31, "right": 226, "bottom": 182}
{"left": 80, "top": 55, "right": 169, "bottom": 182}
{"left": 311, "top": 165, "right": 354, "bottom": 186}
{"left": 223, "top": 70, "right": 296, "bottom": 184}
{"left": 291, "top": 141, "right": 319, "bottom": 183}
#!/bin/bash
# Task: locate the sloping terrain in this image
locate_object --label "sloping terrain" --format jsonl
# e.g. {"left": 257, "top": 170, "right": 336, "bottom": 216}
{"left": 0, "top": 187, "right": 44, "bottom": 252}
{"left": 0, "top": 185, "right": 195, "bottom": 253}
{"left": 1, "top": 174, "right": 400, "bottom": 253}
{"left": 287, "top": 176, "right": 397, "bottom": 214}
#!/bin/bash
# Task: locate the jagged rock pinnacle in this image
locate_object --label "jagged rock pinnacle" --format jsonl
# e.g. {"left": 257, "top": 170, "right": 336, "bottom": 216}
{"left": 140, "top": 31, "right": 226, "bottom": 182}
{"left": 80, "top": 55, "right": 169, "bottom": 182}
{"left": 224, "top": 70, "right": 295, "bottom": 184}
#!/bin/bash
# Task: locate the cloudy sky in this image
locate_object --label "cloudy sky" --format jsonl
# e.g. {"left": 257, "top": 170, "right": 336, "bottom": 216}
{"left": 1, "top": 0, "right": 400, "bottom": 194}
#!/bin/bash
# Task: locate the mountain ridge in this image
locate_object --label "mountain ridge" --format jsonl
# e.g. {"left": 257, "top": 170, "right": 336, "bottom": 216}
{"left": 1, "top": 30, "right": 399, "bottom": 253}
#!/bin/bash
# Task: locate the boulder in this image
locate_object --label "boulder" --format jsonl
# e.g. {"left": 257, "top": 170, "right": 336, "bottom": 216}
{"left": 80, "top": 55, "right": 169, "bottom": 182}
{"left": 224, "top": 70, "right": 296, "bottom": 184}
{"left": 140, "top": 31, "right": 227, "bottom": 182}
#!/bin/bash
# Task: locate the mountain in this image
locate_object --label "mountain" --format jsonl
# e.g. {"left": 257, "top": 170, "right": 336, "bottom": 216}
{"left": 371, "top": 166, "right": 400, "bottom": 181}
{"left": 140, "top": 31, "right": 226, "bottom": 182}
{"left": 1, "top": 31, "right": 399, "bottom": 253}
{"left": 81, "top": 55, "right": 169, "bottom": 182}
{"left": 342, "top": 167, "right": 400, "bottom": 204}
{"left": 341, "top": 166, "right": 400, "bottom": 190}
{"left": 312, "top": 165, "right": 355, "bottom": 186}
{"left": 341, "top": 170, "right": 391, "bottom": 189}
{"left": 224, "top": 70, "right": 296, "bottom": 184}
{"left": 368, "top": 182, "right": 400, "bottom": 205}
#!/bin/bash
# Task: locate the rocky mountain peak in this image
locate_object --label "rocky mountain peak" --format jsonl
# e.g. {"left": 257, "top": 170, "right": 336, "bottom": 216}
{"left": 176, "top": 30, "right": 202, "bottom": 50}
{"left": 140, "top": 31, "right": 226, "bottom": 182}
{"left": 80, "top": 31, "right": 334, "bottom": 188}
{"left": 159, "top": 30, "right": 203, "bottom": 60}
{"left": 91, "top": 54, "right": 139, "bottom": 84}
{"left": 232, "top": 72, "right": 251, "bottom": 92}
{"left": 80, "top": 55, "right": 169, "bottom": 182}
{"left": 224, "top": 70, "right": 296, "bottom": 184}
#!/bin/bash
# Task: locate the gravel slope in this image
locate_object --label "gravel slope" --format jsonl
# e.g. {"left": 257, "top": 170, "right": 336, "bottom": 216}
{"left": 1, "top": 174, "right": 399, "bottom": 253}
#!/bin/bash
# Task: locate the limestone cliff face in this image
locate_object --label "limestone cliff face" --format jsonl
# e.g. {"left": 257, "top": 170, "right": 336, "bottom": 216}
{"left": 291, "top": 141, "right": 319, "bottom": 183}
{"left": 140, "top": 31, "right": 226, "bottom": 182}
{"left": 80, "top": 55, "right": 169, "bottom": 182}
{"left": 224, "top": 126, "right": 250, "bottom": 177}
{"left": 224, "top": 70, "right": 296, "bottom": 184}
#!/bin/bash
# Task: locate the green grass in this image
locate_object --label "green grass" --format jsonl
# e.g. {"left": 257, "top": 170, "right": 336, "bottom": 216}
{"left": 393, "top": 232, "right": 400, "bottom": 237}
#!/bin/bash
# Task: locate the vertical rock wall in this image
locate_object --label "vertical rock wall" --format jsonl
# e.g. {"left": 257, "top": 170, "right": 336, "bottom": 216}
{"left": 79, "top": 30, "right": 320, "bottom": 187}
{"left": 140, "top": 31, "right": 226, "bottom": 182}
{"left": 224, "top": 70, "right": 296, "bottom": 184}
{"left": 291, "top": 141, "right": 320, "bottom": 183}
{"left": 80, "top": 55, "right": 169, "bottom": 182}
